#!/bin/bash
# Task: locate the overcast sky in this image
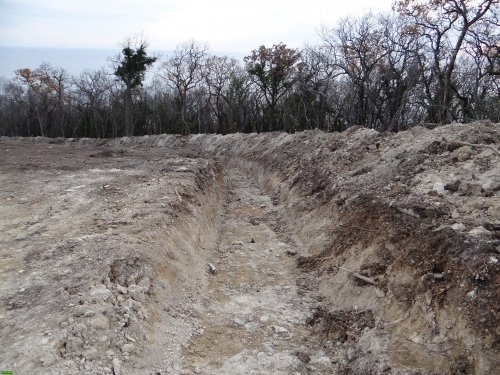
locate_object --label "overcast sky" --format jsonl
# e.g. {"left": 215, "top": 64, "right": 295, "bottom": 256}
{"left": 0, "top": 0, "right": 394, "bottom": 52}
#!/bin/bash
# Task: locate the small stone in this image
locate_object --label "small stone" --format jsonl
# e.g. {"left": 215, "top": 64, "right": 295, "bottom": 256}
{"left": 433, "top": 181, "right": 446, "bottom": 195}
{"left": 73, "top": 305, "right": 87, "bottom": 317}
{"left": 71, "top": 323, "right": 87, "bottom": 337}
{"left": 311, "top": 355, "right": 331, "bottom": 366}
{"left": 113, "top": 358, "right": 122, "bottom": 375}
{"left": 296, "top": 351, "right": 311, "bottom": 363}
{"left": 208, "top": 263, "right": 217, "bottom": 274}
{"left": 232, "top": 241, "right": 244, "bottom": 246}
{"left": 444, "top": 180, "right": 461, "bottom": 192}
{"left": 138, "top": 277, "right": 151, "bottom": 291}
{"left": 380, "top": 364, "right": 391, "bottom": 372}
{"left": 96, "top": 335, "right": 110, "bottom": 348}
{"left": 194, "top": 367, "right": 201, "bottom": 374}
{"left": 459, "top": 183, "right": 483, "bottom": 196}
{"left": 89, "top": 285, "right": 113, "bottom": 302}
{"left": 259, "top": 315, "right": 270, "bottom": 323}
{"left": 272, "top": 325, "right": 288, "bottom": 335}
{"left": 468, "top": 226, "right": 491, "bottom": 237}
{"left": 121, "top": 343, "right": 135, "bottom": 354}
{"left": 346, "top": 347, "right": 357, "bottom": 362}
{"left": 90, "top": 314, "right": 109, "bottom": 330}
{"left": 483, "top": 179, "right": 500, "bottom": 192}
{"left": 116, "top": 285, "right": 128, "bottom": 294}
{"left": 65, "top": 336, "right": 84, "bottom": 353}
{"left": 40, "top": 353, "right": 56, "bottom": 367}
{"left": 375, "top": 288, "right": 385, "bottom": 298}
{"left": 452, "top": 146, "right": 473, "bottom": 162}
{"left": 128, "top": 284, "right": 146, "bottom": 302}
{"left": 451, "top": 223, "right": 466, "bottom": 232}
{"left": 125, "top": 334, "right": 136, "bottom": 342}
{"left": 451, "top": 210, "right": 460, "bottom": 219}
{"left": 83, "top": 347, "right": 99, "bottom": 360}
{"left": 467, "top": 289, "right": 477, "bottom": 299}
{"left": 233, "top": 317, "right": 246, "bottom": 326}
{"left": 127, "top": 274, "right": 136, "bottom": 286}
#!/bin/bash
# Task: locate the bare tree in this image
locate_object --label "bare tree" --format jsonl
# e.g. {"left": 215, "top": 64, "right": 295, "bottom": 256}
{"left": 395, "top": 0, "right": 499, "bottom": 123}
{"left": 160, "top": 40, "right": 208, "bottom": 134}
{"left": 202, "top": 55, "right": 242, "bottom": 133}
{"left": 73, "top": 68, "right": 114, "bottom": 137}
{"left": 320, "top": 14, "right": 391, "bottom": 128}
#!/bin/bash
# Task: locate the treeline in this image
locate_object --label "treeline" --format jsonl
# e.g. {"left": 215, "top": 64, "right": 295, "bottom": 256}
{"left": 1, "top": 0, "right": 499, "bottom": 138}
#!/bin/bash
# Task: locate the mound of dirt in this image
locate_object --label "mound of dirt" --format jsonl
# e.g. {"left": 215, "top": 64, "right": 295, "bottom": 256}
{"left": 193, "top": 121, "right": 499, "bottom": 374}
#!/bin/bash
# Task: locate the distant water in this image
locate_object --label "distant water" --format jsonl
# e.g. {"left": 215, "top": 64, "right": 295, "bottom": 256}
{"left": 0, "top": 46, "right": 246, "bottom": 81}
{"left": 0, "top": 47, "right": 123, "bottom": 79}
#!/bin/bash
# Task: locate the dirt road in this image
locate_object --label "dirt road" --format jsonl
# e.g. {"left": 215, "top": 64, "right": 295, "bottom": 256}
{"left": 180, "top": 165, "right": 329, "bottom": 374}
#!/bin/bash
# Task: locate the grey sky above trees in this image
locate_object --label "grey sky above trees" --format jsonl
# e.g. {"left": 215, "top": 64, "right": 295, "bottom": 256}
{"left": 0, "top": 0, "right": 393, "bottom": 51}
{"left": 1, "top": 1, "right": 498, "bottom": 138}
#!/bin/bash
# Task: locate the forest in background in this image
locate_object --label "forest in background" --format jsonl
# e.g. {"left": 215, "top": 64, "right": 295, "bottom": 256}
{"left": 0, "top": 0, "right": 498, "bottom": 138}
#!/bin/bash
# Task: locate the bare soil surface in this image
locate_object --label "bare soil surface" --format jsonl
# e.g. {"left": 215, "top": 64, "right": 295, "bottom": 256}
{"left": 181, "top": 165, "right": 328, "bottom": 374}
{"left": 1, "top": 122, "right": 499, "bottom": 375}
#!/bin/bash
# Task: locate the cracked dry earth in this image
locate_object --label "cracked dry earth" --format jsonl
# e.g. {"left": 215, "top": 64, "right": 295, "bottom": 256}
{"left": 181, "top": 166, "right": 327, "bottom": 375}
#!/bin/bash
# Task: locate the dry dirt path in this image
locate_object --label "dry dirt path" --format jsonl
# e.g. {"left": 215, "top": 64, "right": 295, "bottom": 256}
{"left": 180, "top": 165, "right": 331, "bottom": 375}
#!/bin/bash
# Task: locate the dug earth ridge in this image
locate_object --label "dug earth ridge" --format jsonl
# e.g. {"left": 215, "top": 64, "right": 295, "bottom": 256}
{"left": 0, "top": 121, "right": 499, "bottom": 374}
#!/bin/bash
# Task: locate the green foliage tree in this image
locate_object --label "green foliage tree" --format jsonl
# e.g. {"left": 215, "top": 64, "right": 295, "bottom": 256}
{"left": 245, "top": 43, "right": 301, "bottom": 131}
{"left": 114, "top": 38, "right": 157, "bottom": 135}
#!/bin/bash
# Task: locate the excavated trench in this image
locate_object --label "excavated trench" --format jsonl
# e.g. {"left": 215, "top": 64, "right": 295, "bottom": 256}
{"left": 179, "top": 163, "right": 330, "bottom": 374}
{"left": 1, "top": 122, "right": 499, "bottom": 375}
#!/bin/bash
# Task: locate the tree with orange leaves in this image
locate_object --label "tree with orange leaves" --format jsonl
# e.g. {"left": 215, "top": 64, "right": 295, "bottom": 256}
{"left": 245, "top": 43, "right": 301, "bottom": 131}
{"left": 16, "top": 63, "right": 69, "bottom": 137}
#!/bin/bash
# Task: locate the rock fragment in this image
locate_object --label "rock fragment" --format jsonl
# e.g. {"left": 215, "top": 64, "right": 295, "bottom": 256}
{"left": 468, "top": 226, "right": 491, "bottom": 237}
{"left": 295, "top": 350, "right": 311, "bottom": 363}
{"left": 90, "top": 314, "right": 109, "bottom": 330}
{"left": 127, "top": 284, "right": 146, "bottom": 302}
{"left": 65, "top": 336, "right": 84, "bottom": 353}
{"left": 112, "top": 358, "right": 122, "bottom": 375}
{"left": 121, "top": 343, "right": 135, "bottom": 354}
{"left": 208, "top": 263, "right": 217, "bottom": 274}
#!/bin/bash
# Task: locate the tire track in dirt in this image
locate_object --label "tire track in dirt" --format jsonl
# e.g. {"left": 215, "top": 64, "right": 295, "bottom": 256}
{"left": 180, "top": 165, "right": 332, "bottom": 374}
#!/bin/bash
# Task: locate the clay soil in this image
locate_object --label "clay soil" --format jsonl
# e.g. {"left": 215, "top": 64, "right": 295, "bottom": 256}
{"left": 1, "top": 122, "right": 499, "bottom": 375}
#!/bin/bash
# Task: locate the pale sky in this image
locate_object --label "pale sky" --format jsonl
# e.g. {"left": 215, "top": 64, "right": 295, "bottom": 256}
{"left": 0, "top": 0, "right": 394, "bottom": 52}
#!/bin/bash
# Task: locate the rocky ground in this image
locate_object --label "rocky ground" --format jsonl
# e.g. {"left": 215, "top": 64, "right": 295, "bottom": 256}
{"left": 0, "top": 121, "right": 499, "bottom": 374}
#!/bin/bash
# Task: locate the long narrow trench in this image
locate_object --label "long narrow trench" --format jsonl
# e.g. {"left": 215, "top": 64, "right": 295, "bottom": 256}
{"left": 180, "top": 165, "right": 332, "bottom": 374}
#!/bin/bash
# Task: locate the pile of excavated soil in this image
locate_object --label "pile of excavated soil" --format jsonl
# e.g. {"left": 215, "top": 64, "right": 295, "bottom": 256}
{"left": 194, "top": 121, "right": 499, "bottom": 374}
{"left": 1, "top": 121, "right": 498, "bottom": 374}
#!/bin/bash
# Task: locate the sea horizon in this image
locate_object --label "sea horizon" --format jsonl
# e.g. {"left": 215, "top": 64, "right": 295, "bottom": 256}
{"left": 0, "top": 46, "right": 246, "bottom": 81}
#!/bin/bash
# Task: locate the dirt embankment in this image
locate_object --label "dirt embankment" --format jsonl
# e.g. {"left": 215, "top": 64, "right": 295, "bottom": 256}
{"left": 1, "top": 121, "right": 499, "bottom": 375}
{"left": 192, "top": 121, "right": 499, "bottom": 374}
{"left": 0, "top": 139, "right": 222, "bottom": 374}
